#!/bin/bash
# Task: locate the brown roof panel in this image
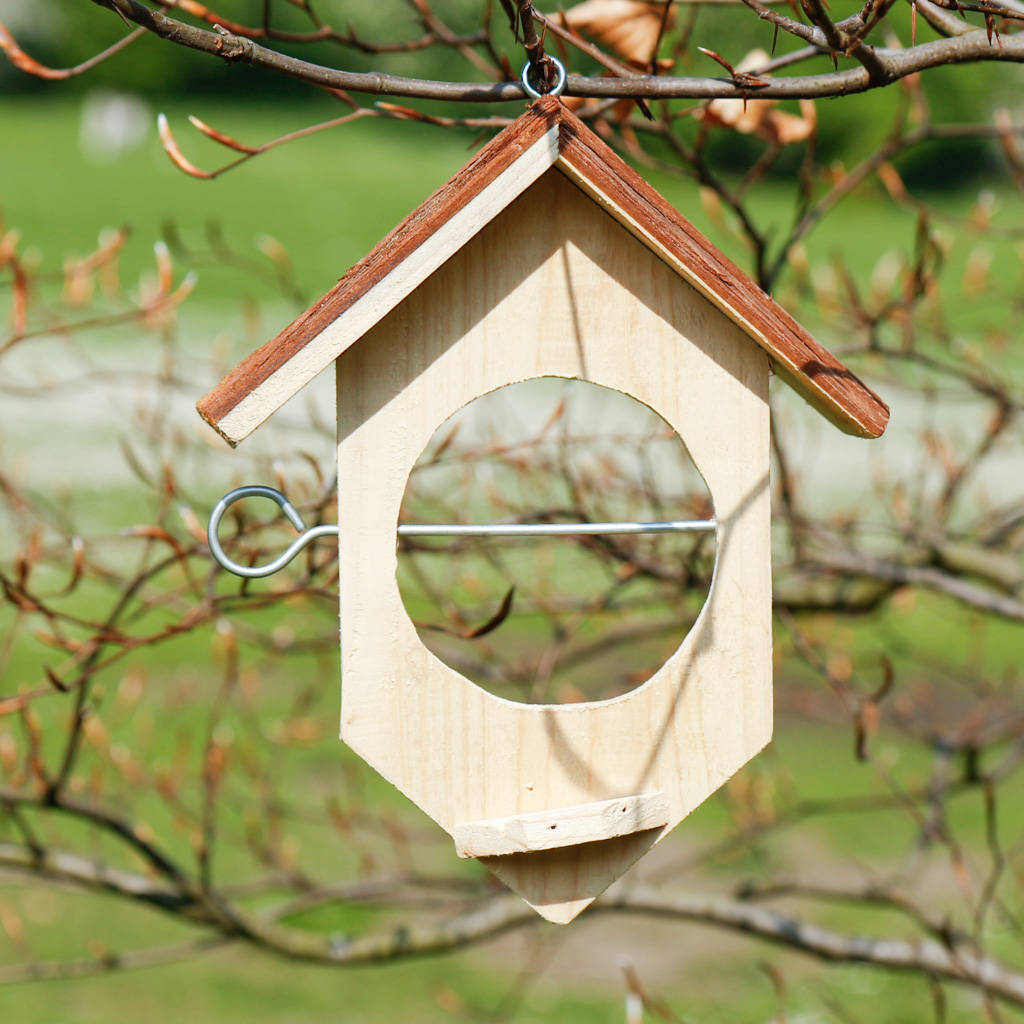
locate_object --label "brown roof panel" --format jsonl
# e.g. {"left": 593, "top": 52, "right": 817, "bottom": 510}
{"left": 198, "top": 96, "right": 888, "bottom": 444}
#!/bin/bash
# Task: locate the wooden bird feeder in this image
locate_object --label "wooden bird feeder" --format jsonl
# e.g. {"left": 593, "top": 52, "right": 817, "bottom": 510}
{"left": 199, "top": 97, "right": 889, "bottom": 924}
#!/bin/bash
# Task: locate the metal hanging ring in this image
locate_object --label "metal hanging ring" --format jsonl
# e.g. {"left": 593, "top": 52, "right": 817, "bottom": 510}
{"left": 207, "top": 485, "right": 339, "bottom": 579}
{"left": 520, "top": 56, "right": 567, "bottom": 100}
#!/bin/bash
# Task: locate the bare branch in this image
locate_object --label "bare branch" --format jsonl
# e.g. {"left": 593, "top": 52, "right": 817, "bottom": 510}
{"left": 0, "top": 938, "right": 232, "bottom": 986}
{"left": 79, "top": 0, "right": 1024, "bottom": 102}
{"left": 816, "top": 551, "right": 1024, "bottom": 622}
{"left": 0, "top": 841, "right": 197, "bottom": 916}
{"left": 0, "top": 20, "right": 146, "bottom": 79}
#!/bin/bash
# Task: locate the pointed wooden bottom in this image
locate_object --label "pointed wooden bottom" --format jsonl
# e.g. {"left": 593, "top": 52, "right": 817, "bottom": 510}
{"left": 481, "top": 827, "right": 664, "bottom": 924}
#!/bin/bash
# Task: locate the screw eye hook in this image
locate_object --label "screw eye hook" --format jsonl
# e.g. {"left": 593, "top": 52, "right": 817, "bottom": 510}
{"left": 520, "top": 56, "right": 567, "bottom": 100}
{"left": 207, "top": 485, "right": 339, "bottom": 578}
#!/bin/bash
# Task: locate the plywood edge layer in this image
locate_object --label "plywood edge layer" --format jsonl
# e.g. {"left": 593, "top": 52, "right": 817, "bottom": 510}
{"left": 453, "top": 793, "right": 669, "bottom": 859}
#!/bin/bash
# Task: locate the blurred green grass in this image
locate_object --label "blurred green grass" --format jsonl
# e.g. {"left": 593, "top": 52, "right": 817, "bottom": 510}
{"left": 5, "top": 94, "right": 1021, "bottom": 337}
{"left": 1, "top": 95, "right": 479, "bottom": 343}
{"left": 3, "top": 93, "right": 1024, "bottom": 1021}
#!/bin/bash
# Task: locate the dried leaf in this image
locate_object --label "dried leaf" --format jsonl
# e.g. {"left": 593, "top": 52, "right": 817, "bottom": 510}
{"left": 188, "top": 114, "right": 258, "bottom": 153}
{"left": 695, "top": 51, "right": 815, "bottom": 146}
{"left": 963, "top": 246, "right": 992, "bottom": 295}
{"left": 463, "top": 586, "right": 516, "bottom": 639}
{"left": 0, "top": 21, "right": 67, "bottom": 79}
{"left": 995, "top": 108, "right": 1024, "bottom": 188}
{"left": 63, "top": 260, "right": 94, "bottom": 307}
{"left": 257, "top": 234, "right": 292, "bottom": 270}
{"left": 0, "top": 732, "right": 17, "bottom": 772}
{"left": 0, "top": 231, "right": 29, "bottom": 334}
{"left": 769, "top": 102, "right": 817, "bottom": 145}
{"left": 44, "top": 666, "right": 69, "bottom": 693}
{"left": 0, "top": 901, "right": 25, "bottom": 949}
{"left": 699, "top": 96, "right": 815, "bottom": 145}
{"left": 560, "top": 0, "right": 673, "bottom": 65}
{"left": 154, "top": 241, "right": 174, "bottom": 295}
{"left": 157, "top": 113, "right": 213, "bottom": 180}
{"left": 178, "top": 504, "right": 208, "bottom": 543}
{"left": 82, "top": 713, "right": 109, "bottom": 750}
{"left": 877, "top": 161, "right": 910, "bottom": 202}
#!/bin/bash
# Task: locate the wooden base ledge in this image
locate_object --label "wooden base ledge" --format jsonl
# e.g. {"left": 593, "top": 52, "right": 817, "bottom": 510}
{"left": 453, "top": 793, "right": 669, "bottom": 859}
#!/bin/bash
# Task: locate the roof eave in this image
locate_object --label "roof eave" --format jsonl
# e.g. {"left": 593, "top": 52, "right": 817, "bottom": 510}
{"left": 197, "top": 97, "right": 888, "bottom": 446}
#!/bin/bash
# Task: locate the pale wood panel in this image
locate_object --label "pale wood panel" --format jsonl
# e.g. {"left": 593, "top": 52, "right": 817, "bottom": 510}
{"left": 453, "top": 793, "right": 669, "bottom": 858}
{"left": 336, "top": 169, "right": 772, "bottom": 923}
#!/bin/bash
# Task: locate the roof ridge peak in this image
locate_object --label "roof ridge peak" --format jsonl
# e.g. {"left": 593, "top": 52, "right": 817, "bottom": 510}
{"left": 198, "top": 99, "right": 887, "bottom": 446}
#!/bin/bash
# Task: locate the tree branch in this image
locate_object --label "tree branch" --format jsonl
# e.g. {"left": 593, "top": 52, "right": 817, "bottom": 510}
{"left": 0, "top": 938, "right": 232, "bottom": 985}
{"left": 0, "top": 841, "right": 200, "bottom": 917}
{"left": 84, "top": 0, "right": 1024, "bottom": 102}
{"left": 0, "top": 21, "right": 146, "bottom": 79}
{"left": 604, "top": 886, "right": 1024, "bottom": 1010}
{"left": 816, "top": 551, "right": 1024, "bottom": 621}
{"left": 0, "top": 786, "right": 192, "bottom": 886}
{"left": 7, "top": 861, "right": 1024, "bottom": 1013}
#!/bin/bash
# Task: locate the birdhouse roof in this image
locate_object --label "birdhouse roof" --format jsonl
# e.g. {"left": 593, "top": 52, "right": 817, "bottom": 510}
{"left": 197, "top": 97, "right": 888, "bottom": 446}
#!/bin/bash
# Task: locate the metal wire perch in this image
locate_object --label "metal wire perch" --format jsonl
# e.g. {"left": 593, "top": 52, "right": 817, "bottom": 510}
{"left": 208, "top": 485, "right": 717, "bottom": 579}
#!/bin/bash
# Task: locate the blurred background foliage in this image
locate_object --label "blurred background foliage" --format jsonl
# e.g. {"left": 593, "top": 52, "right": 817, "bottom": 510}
{"left": 3, "top": 2, "right": 1024, "bottom": 1021}
{"left": 2, "top": 0, "right": 1018, "bottom": 184}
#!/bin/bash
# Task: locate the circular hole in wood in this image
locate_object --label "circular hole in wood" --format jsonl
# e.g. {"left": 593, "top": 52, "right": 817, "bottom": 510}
{"left": 396, "top": 378, "right": 716, "bottom": 705}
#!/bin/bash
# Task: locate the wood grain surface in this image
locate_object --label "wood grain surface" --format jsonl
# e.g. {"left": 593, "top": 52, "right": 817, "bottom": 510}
{"left": 336, "top": 172, "right": 773, "bottom": 922}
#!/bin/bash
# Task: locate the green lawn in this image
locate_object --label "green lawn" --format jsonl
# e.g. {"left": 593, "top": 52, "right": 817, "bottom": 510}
{"left": 5, "top": 94, "right": 1021, "bottom": 343}
{"left": 2, "top": 95, "right": 473, "bottom": 291}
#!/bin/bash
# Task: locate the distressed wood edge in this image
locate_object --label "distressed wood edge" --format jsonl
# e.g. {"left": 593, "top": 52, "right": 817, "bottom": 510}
{"left": 196, "top": 400, "right": 239, "bottom": 448}
{"left": 196, "top": 98, "right": 563, "bottom": 443}
{"left": 552, "top": 108, "right": 889, "bottom": 439}
{"left": 453, "top": 793, "right": 670, "bottom": 859}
